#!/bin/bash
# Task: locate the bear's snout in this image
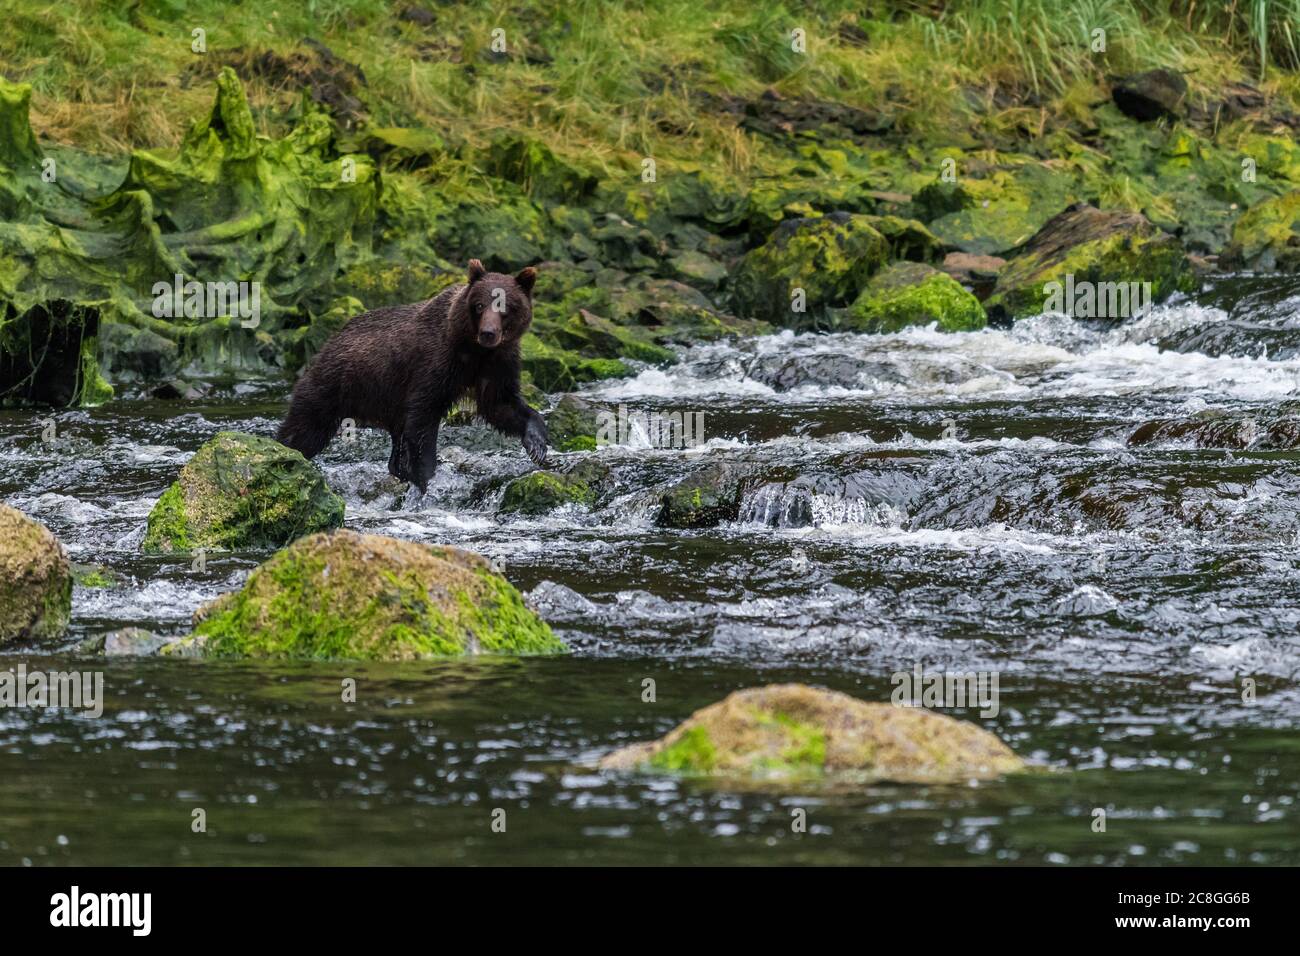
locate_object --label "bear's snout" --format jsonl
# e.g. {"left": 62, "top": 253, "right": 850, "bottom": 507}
{"left": 477, "top": 327, "right": 501, "bottom": 347}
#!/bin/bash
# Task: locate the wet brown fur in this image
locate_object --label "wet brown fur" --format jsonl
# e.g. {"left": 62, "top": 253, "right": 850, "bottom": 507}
{"left": 277, "top": 259, "right": 546, "bottom": 492}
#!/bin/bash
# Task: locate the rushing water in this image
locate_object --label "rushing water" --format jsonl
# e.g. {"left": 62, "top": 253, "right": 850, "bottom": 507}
{"left": 3, "top": 275, "right": 1300, "bottom": 865}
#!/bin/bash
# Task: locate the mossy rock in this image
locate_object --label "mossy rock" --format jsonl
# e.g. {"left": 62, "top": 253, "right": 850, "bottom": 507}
{"left": 336, "top": 260, "right": 455, "bottom": 310}
{"left": 731, "top": 212, "right": 889, "bottom": 326}
{"left": 141, "top": 431, "right": 344, "bottom": 554}
{"left": 600, "top": 683, "right": 1025, "bottom": 785}
{"left": 0, "top": 503, "right": 72, "bottom": 644}
{"left": 861, "top": 214, "right": 946, "bottom": 263}
{"left": 1111, "top": 69, "right": 1187, "bottom": 121}
{"left": 983, "top": 203, "right": 1193, "bottom": 322}
{"left": 499, "top": 469, "right": 596, "bottom": 516}
{"left": 912, "top": 180, "right": 975, "bottom": 221}
{"left": 71, "top": 562, "right": 120, "bottom": 589}
{"left": 549, "top": 309, "right": 677, "bottom": 366}
{"left": 176, "top": 529, "right": 565, "bottom": 660}
{"left": 921, "top": 163, "right": 1078, "bottom": 257}
{"left": 656, "top": 461, "right": 750, "bottom": 529}
{"left": 667, "top": 249, "right": 728, "bottom": 290}
{"left": 546, "top": 394, "right": 604, "bottom": 452}
{"left": 845, "top": 261, "right": 986, "bottom": 333}
{"left": 520, "top": 335, "right": 631, "bottom": 392}
{"left": 1221, "top": 191, "right": 1300, "bottom": 271}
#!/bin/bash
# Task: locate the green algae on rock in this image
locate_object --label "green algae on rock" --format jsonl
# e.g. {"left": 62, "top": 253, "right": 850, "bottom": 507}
{"left": 175, "top": 529, "right": 565, "bottom": 660}
{"left": 983, "top": 203, "right": 1193, "bottom": 322}
{"left": 141, "top": 431, "right": 344, "bottom": 554}
{"left": 499, "top": 469, "right": 596, "bottom": 516}
{"left": 0, "top": 68, "right": 379, "bottom": 392}
{"left": 599, "top": 683, "right": 1025, "bottom": 785}
{"left": 0, "top": 503, "right": 72, "bottom": 645}
{"left": 1222, "top": 191, "right": 1300, "bottom": 271}
{"left": 656, "top": 461, "right": 751, "bottom": 529}
{"left": 545, "top": 393, "right": 604, "bottom": 452}
{"left": 731, "top": 212, "right": 889, "bottom": 326}
{"left": 845, "top": 261, "right": 986, "bottom": 333}
{"left": 919, "top": 162, "right": 1079, "bottom": 258}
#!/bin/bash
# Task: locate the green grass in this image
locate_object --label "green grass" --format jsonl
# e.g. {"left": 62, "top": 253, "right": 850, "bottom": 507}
{"left": 4, "top": 0, "right": 1300, "bottom": 171}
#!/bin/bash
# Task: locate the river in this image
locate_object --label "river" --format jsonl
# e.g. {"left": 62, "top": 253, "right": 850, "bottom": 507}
{"left": 2, "top": 274, "right": 1299, "bottom": 864}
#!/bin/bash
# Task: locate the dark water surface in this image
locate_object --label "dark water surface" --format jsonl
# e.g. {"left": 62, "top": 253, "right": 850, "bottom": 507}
{"left": 3, "top": 276, "right": 1300, "bottom": 865}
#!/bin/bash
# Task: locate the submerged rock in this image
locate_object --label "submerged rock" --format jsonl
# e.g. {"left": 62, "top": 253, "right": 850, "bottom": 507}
{"left": 86, "top": 628, "right": 172, "bottom": 657}
{"left": 983, "top": 203, "right": 1193, "bottom": 322}
{"left": 173, "top": 529, "right": 565, "bottom": 660}
{"left": 599, "top": 684, "right": 1024, "bottom": 785}
{"left": 71, "top": 563, "right": 120, "bottom": 589}
{"left": 141, "top": 431, "right": 344, "bottom": 553}
{"left": 1128, "top": 412, "right": 1300, "bottom": 449}
{"left": 731, "top": 212, "right": 889, "bottom": 325}
{"left": 656, "top": 461, "right": 751, "bottom": 529}
{"left": 0, "top": 504, "right": 72, "bottom": 644}
{"left": 845, "top": 261, "right": 986, "bottom": 333}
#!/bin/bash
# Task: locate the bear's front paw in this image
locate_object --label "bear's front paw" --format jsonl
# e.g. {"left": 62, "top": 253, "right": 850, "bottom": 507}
{"left": 523, "top": 420, "right": 548, "bottom": 467}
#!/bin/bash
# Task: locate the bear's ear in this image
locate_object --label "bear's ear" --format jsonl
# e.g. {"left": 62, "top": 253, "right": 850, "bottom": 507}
{"left": 468, "top": 259, "right": 487, "bottom": 285}
{"left": 515, "top": 266, "right": 537, "bottom": 297}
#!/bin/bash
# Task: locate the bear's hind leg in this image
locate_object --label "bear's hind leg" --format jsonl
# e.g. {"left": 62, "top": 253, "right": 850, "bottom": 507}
{"left": 387, "top": 432, "right": 410, "bottom": 481}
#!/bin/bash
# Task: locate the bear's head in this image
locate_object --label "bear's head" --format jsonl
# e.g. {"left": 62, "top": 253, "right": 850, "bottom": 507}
{"left": 460, "top": 259, "right": 537, "bottom": 349}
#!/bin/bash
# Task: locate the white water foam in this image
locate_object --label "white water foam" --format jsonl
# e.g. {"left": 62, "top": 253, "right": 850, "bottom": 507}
{"left": 586, "top": 309, "right": 1300, "bottom": 405}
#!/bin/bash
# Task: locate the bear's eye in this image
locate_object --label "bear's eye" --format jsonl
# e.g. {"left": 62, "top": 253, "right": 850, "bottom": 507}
{"left": 473, "top": 302, "right": 484, "bottom": 313}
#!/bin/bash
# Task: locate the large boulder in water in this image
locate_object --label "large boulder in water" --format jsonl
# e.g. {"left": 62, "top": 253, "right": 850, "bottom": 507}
{"left": 173, "top": 529, "right": 565, "bottom": 660}
{"left": 983, "top": 203, "right": 1193, "bottom": 322}
{"left": 845, "top": 261, "right": 986, "bottom": 333}
{"left": 0, "top": 504, "right": 72, "bottom": 644}
{"left": 731, "top": 212, "right": 889, "bottom": 325}
{"left": 141, "top": 431, "right": 344, "bottom": 553}
{"left": 600, "top": 684, "right": 1024, "bottom": 784}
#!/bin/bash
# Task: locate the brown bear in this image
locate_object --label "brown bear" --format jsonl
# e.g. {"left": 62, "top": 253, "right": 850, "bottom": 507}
{"left": 277, "top": 259, "right": 547, "bottom": 493}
